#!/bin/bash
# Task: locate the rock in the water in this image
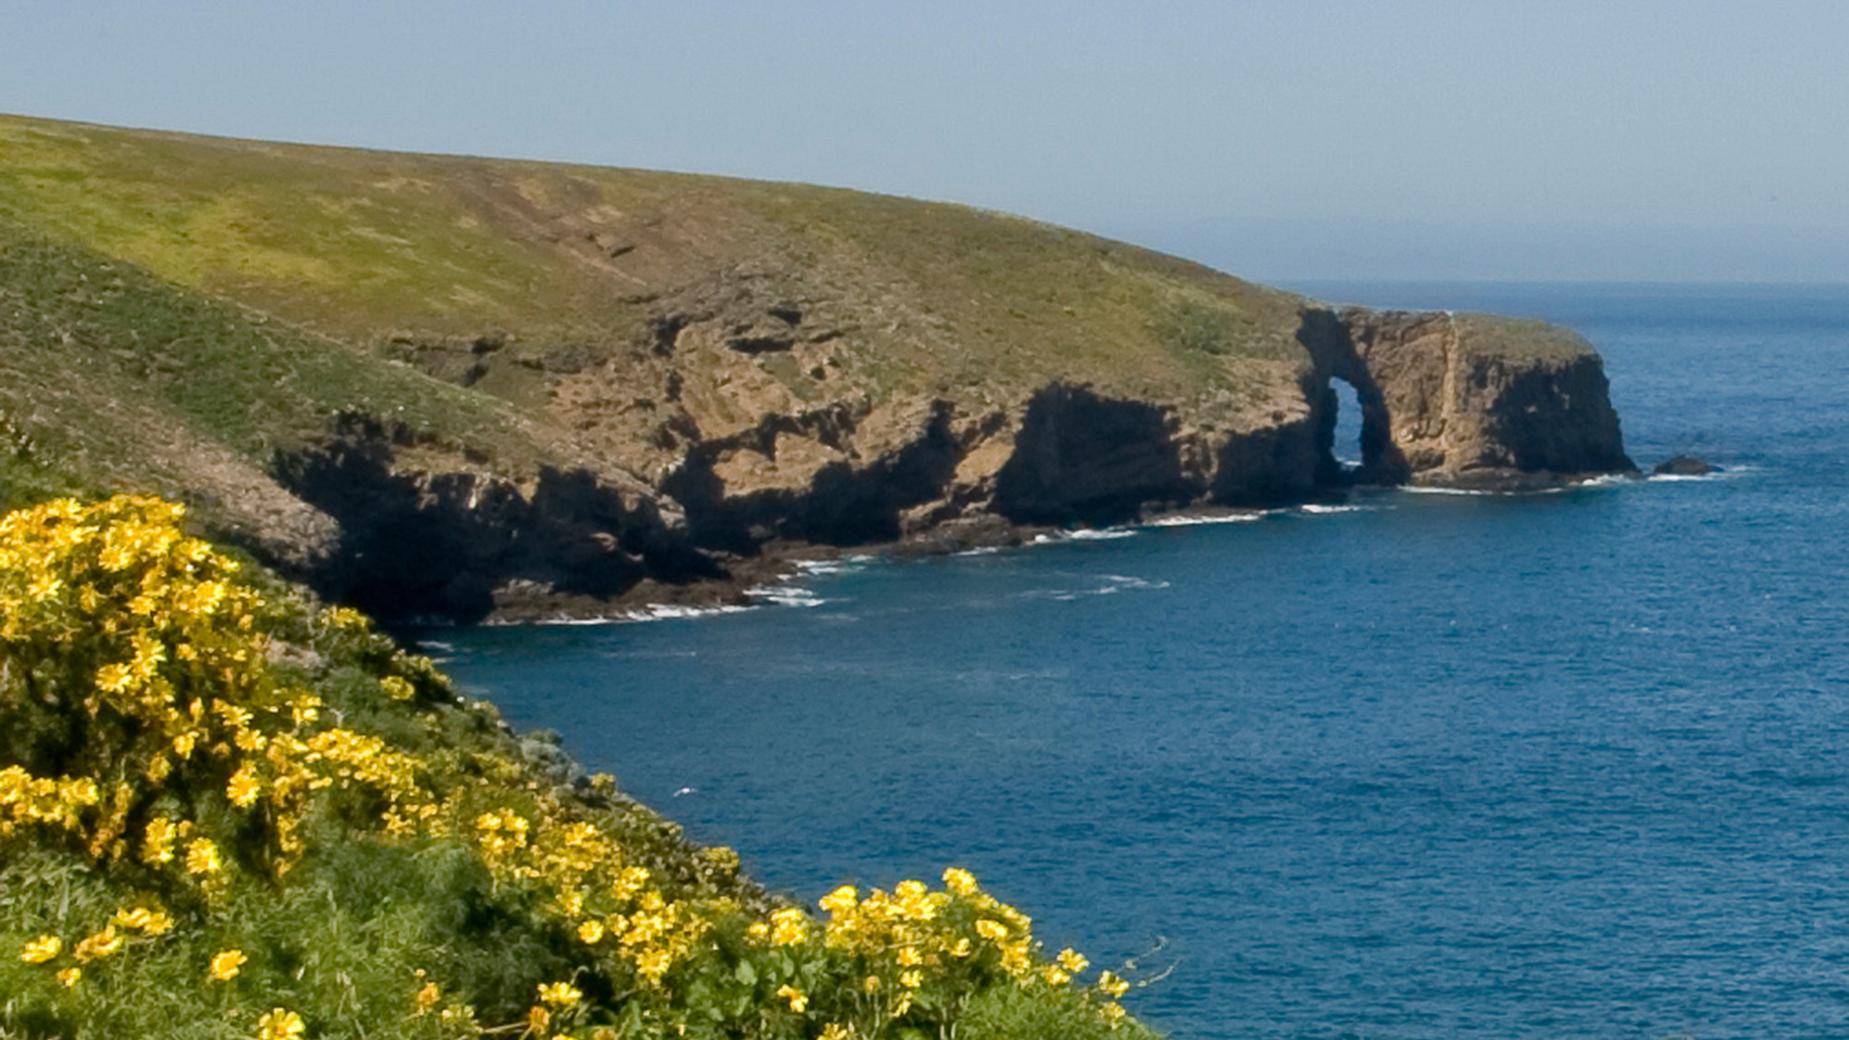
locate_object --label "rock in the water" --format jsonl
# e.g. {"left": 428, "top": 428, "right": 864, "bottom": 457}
{"left": 1654, "top": 455, "right": 1719, "bottom": 476}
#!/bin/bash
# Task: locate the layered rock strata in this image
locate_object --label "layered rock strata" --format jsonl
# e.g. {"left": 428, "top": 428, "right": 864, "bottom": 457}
{"left": 268, "top": 306, "right": 1633, "bottom": 622}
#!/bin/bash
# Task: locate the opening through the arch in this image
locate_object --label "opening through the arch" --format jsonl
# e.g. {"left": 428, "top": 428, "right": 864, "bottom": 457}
{"left": 1317, "top": 372, "right": 1403, "bottom": 487}
{"left": 1330, "top": 376, "right": 1364, "bottom": 472}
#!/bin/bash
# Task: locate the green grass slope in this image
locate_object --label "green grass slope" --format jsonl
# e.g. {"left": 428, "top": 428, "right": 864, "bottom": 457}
{"left": 0, "top": 111, "right": 1307, "bottom": 407}
{"left": 0, "top": 217, "right": 554, "bottom": 492}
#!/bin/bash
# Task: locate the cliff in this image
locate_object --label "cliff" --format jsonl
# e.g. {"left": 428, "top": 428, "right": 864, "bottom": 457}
{"left": 0, "top": 113, "right": 1633, "bottom": 622}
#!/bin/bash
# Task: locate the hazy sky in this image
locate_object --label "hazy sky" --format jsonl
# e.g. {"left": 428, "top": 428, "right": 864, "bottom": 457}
{"left": 3, "top": 2, "right": 1845, "bottom": 281}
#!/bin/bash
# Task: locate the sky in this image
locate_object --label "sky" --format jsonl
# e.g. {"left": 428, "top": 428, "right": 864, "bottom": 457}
{"left": 2, "top": 1, "right": 1845, "bottom": 282}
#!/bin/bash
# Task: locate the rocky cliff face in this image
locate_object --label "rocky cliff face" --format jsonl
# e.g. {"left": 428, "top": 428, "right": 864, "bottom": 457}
{"left": 260, "top": 304, "right": 1633, "bottom": 622}
{"left": 1299, "top": 308, "right": 1635, "bottom": 489}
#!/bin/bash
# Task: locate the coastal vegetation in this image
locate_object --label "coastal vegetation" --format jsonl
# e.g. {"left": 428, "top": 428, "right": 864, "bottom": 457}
{"left": 0, "top": 495, "right": 1152, "bottom": 1039}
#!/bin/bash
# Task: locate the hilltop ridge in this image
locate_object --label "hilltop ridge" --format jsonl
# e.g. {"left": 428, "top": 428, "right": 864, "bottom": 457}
{"left": 0, "top": 113, "right": 1632, "bottom": 622}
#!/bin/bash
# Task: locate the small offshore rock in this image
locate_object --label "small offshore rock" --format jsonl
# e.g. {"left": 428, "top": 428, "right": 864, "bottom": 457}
{"left": 1654, "top": 454, "right": 1719, "bottom": 476}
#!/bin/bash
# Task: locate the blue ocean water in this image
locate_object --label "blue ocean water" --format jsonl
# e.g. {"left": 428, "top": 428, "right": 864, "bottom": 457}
{"left": 430, "top": 283, "right": 1849, "bottom": 1039}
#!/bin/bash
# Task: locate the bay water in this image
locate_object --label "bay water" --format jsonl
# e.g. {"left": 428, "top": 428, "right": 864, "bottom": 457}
{"left": 430, "top": 283, "right": 1849, "bottom": 1039}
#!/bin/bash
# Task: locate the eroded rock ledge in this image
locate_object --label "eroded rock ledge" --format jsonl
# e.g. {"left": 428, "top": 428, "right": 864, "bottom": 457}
{"left": 254, "top": 304, "right": 1633, "bottom": 624}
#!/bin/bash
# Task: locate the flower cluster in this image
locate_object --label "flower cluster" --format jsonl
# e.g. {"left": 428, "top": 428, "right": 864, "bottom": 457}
{"left": 0, "top": 497, "right": 1141, "bottom": 1038}
{"left": 786, "top": 867, "right": 1132, "bottom": 1029}
{"left": 0, "top": 497, "right": 443, "bottom": 1034}
{"left": 472, "top": 802, "right": 716, "bottom": 1000}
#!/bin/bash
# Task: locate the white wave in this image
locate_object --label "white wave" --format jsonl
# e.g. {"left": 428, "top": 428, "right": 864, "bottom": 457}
{"left": 1647, "top": 465, "right": 1752, "bottom": 483}
{"left": 621, "top": 603, "right": 758, "bottom": 623}
{"left": 1143, "top": 511, "right": 1269, "bottom": 527}
{"left": 953, "top": 546, "right": 1005, "bottom": 556}
{"left": 418, "top": 639, "right": 457, "bottom": 652}
{"left": 1031, "top": 527, "right": 1139, "bottom": 544}
{"left": 1297, "top": 503, "right": 1374, "bottom": 515}
{"left": 1390, "top": 484, "right": 1567, "bottom": 495}
{"left": 1397, "top": 485, "right": 1494, "bottom": 496}
{"left": 1400, "top": 472, "right": 1662, "bottom": 497}
{"left": 745, "top": 585, "right": 830, "bottom": 608}
{"left": 793, "top": 555, "right": 875, "bottom": 575}
{"left": 1571, "top": 474, "right": 1634, "bottom": 489}
{"left": 1100, "top": 574, "right": 1169, "bottom": 589}
{"left": 519, "top": 614, "right": 623, "bottom": 627}
{"left": 1016, "top": 574, "right": 1170, "bottom": 601}
{"left": 1068, "top": 527, "right": 1139, "bottom": 540}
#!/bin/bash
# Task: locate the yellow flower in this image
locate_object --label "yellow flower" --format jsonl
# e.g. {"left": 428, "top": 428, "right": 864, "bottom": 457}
{"left": 20, "top": 934, "right": 61, "bottom": 964}
{"left": 141, "top": 816, "right": 178, "bottom": 865}
{"left": 819, "top": 1025, "right": 853, "bottom": 1040}
{"left": 1041, "top": 965, "right": 1071, "bottom": 986}
{"left": 769, "top": 906, "right": 809, "bottom": 946}
{"left": 633, "top": 947, "right": 673, "bottom": 982}
{"left": 818, "top": 884, "right": 859, "bottom": 915}
{"left": 947, "top": 937, "right": 973, "bottom": 959}
{"left": 57, "top": 966, "right": 81, "bottom": 988}
{"left": 899, "top": 969, "right": 923, "bottom": 990}
{"left": 975, "top": 918, "right": 1009, "bottom": 942}
{"left": 413, "top": 981, "right": 440, "bottom": 1015}
{"left": 577, "top": 919, "right": 606, "bottom": 944}
{"left": 526, "top": 1006, "right": 551, "bottom": 1033}
{"left": 1100, "top": 1001, "right": 1127, "bottom": 1027}
{"left": 95, "top": 662, "right": 134, "bottom": 693}
{"left": 537, "top": 981, "right": 582, "bottom": 1007}
{"left": 73, "top": 926, "right": 123, "bottom": 962}
{"left": 776, "top": 984, "right": 808, "bottom": 1013}
{"left": 896, "top": 945, "right": 923, "bottom": 967}
{"left": 1097, "top": 970, "right": 1130, "bottom": 999}
{"left": 379, "top": 676, "right": 415, "bottom": 701}
{"left": 941, "top": 866, "right": 978, "bottom": 895}
{"left": 27, "top": 573, "right": 62, "bottom": 601}
{"left": 227, "top": 763, "right": 262, "bottom": 808}
{"left": 185, "top": 837, "right": 222, "bottom": 876}
{"left": 1056, "top": 947, "right": 1089, "bottom": 974}
{"left": 256, "top": 1007, "right": 306, "bottom": 1040}
{"left": 862, "top": 974, "right": 882, "bottom": 993}
{"left": 209, "top": 949, "right": 248, "bottom": 982}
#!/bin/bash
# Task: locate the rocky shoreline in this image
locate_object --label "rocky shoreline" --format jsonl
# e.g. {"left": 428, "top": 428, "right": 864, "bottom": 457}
{"left": 459, "top": 469, "right": 1652, "bottom": 627}
{"left": 274, "top": 302, "right": 1636, "bottom": 627}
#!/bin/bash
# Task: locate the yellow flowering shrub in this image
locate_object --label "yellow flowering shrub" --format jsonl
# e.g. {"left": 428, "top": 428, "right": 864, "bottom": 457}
{"left": 0, "top": 497, "right": 1148, "bottom": 1040}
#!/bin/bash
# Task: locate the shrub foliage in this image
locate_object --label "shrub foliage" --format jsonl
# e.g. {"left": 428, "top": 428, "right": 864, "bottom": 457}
{"left": 0, "top": 496, "right": 1148, "bottom": 1040}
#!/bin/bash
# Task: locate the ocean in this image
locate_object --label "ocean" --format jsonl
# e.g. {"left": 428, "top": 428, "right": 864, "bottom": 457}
{"left": 427, "top": 283, "right": 1849, "bottom": 1039}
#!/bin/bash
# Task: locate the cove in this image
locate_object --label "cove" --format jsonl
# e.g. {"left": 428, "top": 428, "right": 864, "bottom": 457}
{"left": 430, "top": 282, "right": 1849, "bottom": 1039}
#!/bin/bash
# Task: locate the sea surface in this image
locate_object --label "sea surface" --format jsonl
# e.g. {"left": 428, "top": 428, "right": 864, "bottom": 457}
{"left": 428, "top": 283, "right": 1849, "bottom": 1039}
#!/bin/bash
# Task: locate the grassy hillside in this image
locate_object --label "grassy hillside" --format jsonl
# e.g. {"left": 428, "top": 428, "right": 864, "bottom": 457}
{"left": 0, "top": 216, "right": 556, "bottom": 493}
{"left": 0, "top": 496, "right": 1156, "bottom": 1039}
{"left": 0, "top": 112, "right": 1306, "bottom": 407}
